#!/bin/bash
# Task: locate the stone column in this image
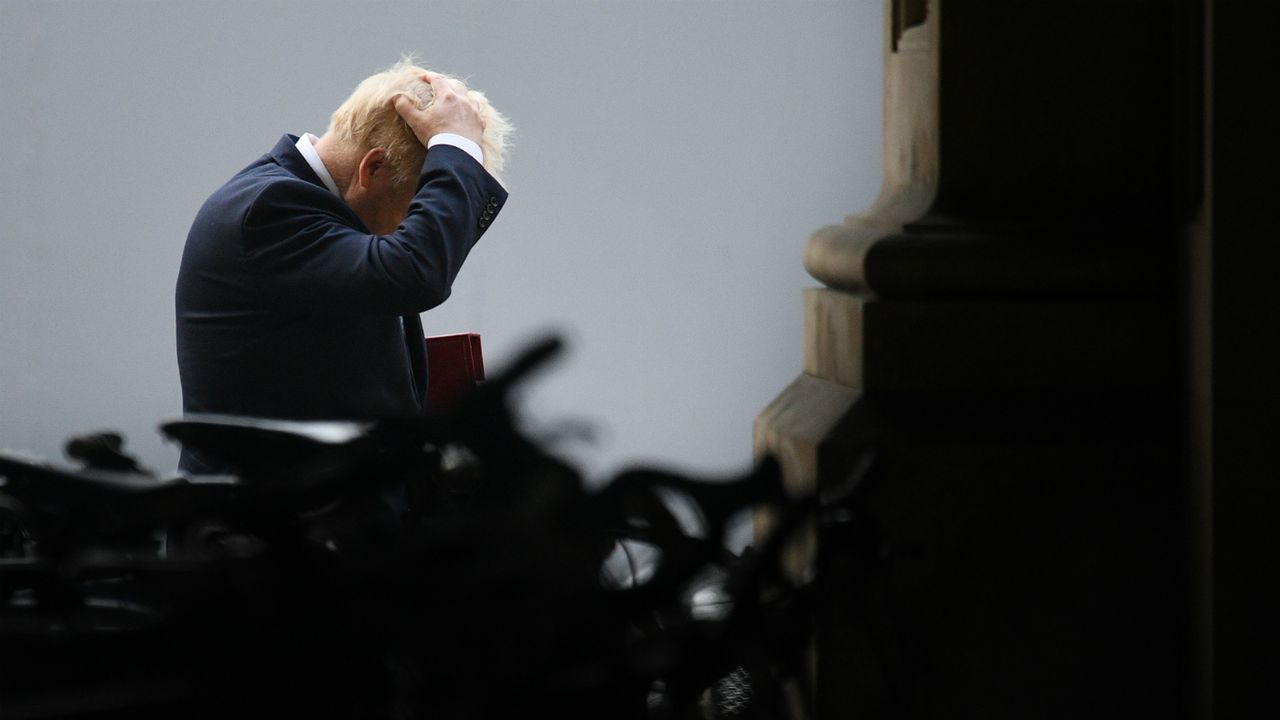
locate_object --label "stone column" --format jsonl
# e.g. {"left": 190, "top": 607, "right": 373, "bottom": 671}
{"left": 755, "top": 1, "right": 1199, "bottom": 717}
{"left": 757, "top": 0, "right": 936, "bottom": 489}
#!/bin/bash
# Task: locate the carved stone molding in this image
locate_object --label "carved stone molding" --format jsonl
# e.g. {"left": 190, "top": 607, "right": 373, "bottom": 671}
{"left": 804, "top": 0, "right": 938, "bottom": 292}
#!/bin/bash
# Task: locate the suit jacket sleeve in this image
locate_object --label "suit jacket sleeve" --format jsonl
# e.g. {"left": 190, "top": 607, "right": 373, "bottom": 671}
{"left": 241, "top": 145, "right": 506, "bottom": 315}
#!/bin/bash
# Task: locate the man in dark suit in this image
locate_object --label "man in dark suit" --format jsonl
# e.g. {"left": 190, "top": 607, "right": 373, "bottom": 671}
{"left": 175, "top": 64, "right": 508, "bottom": 474}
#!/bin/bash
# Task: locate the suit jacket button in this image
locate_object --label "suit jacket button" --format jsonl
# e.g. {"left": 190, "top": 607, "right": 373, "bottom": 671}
{"left": 479, "top": 217, "right": 490, "bottom": 229}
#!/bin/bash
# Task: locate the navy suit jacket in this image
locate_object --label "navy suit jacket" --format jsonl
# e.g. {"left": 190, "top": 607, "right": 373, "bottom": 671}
{"left": 175, "top": 135, "right": 506, "bottom": 473}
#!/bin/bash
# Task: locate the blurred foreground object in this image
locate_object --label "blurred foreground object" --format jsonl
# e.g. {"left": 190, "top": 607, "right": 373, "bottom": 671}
{"left": 0, "top": 335, "right": 820, "bottom": 720}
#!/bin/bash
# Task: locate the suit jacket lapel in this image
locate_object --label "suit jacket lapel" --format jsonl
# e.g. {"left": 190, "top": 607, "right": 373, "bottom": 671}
{"left": 403, "top": 314, "right": 428, "bottom": 409}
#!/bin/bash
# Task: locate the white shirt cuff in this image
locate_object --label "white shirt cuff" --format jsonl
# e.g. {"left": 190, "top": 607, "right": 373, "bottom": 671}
{"left": 427, "top": 133, "right": 484, "bottom": 166}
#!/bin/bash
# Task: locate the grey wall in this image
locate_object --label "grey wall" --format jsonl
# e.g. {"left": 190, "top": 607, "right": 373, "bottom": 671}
{"left": 0, "top": 0, "right": 881, "bottom": 484}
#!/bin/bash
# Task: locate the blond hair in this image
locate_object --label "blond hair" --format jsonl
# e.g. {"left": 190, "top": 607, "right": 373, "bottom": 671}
{"left": 327, "top": 58, "right": 512, "bottom": 187}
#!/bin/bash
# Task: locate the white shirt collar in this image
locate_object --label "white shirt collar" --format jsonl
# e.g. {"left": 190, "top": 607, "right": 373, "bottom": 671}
{"left": 294, "top": 133, "right": 341, "bottom": 196}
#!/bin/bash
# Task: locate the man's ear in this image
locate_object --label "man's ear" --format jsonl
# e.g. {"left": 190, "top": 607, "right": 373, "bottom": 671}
{"left": 356, "top": 148, "right": 389, "bottom": 189}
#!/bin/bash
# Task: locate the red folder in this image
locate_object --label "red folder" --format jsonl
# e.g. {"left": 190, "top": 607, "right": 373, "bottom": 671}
{"left": 425, "top": 332, "right": 485, "bottom": 411}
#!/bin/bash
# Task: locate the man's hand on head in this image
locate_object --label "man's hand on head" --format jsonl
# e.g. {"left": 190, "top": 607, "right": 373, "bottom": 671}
{"left": 393, "top": 72, "right": 486, "bottom": 148}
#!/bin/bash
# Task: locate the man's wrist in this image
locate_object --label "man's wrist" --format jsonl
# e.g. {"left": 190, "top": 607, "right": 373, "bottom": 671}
{"left": 427, "top": 133, "right": 484, "bottom": 166}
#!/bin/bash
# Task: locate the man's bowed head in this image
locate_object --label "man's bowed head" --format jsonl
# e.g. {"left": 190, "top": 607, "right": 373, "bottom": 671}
{"left": 311, "top": 59, "right": 512, "bottom": 235}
